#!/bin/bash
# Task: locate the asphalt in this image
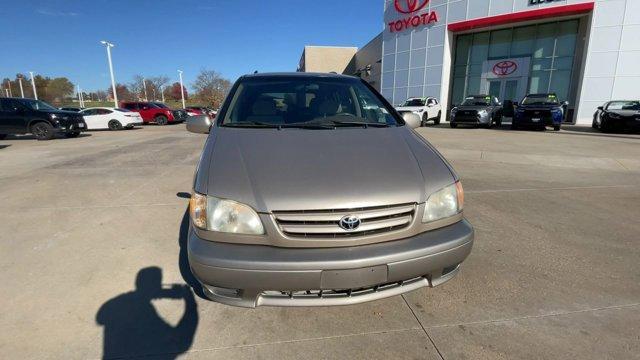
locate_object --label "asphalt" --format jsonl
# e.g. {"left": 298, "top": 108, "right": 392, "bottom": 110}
{"left": 0, "top": 124, "right": 638, "bottom": 359}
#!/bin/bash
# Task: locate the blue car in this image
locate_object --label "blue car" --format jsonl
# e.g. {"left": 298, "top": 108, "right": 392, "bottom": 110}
{"left": 512, "top": 93, "right": 568, "bottom": 131}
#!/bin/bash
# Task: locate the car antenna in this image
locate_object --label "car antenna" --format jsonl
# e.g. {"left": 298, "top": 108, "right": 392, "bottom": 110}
{"left": 253, "top": 70, "right": 258, "bottom": 74}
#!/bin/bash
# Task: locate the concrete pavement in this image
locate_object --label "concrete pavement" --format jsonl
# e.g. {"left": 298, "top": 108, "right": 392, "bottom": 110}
{"left": 0, "top": 124, "right": 638, "bottom": 359}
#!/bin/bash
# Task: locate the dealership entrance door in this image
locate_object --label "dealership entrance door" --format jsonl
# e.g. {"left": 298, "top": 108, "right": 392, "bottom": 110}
{"left": 488, "top": 79, "right": 520, "bottom": 104}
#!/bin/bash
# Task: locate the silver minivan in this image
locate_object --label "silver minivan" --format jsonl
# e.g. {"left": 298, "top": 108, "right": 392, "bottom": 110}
{"left": 187, "top": 73, "right": 473, "bottom": 308}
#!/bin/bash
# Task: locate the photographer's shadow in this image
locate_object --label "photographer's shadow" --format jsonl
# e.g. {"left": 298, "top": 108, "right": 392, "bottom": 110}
{"left": 96, "top": 267, "right": 198, "bottom": 359}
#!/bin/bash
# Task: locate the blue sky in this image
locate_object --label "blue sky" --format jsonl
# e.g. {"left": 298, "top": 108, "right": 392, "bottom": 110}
{"left": 0, "top": 0, "right": 383, "bottom": 92}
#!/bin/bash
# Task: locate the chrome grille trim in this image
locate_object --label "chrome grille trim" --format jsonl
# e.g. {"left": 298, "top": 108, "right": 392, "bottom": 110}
{"left": 273, "top": 203, "right": 416, "bottom": 239}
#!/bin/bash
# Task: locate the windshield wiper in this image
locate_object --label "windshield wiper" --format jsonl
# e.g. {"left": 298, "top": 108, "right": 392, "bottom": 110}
{"left": 222, "top": 121, "right": 334, "bottom": 130}
{"left": 329, "top": 120, "right": 391, "bottom": 128}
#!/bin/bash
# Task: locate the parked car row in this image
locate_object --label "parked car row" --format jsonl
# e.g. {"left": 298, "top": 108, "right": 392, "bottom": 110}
{"left": 398, "top": 94, "right": 638, "bottom": 133}
{"left": 0, "top": 97, "right": 206, "bottom": 140}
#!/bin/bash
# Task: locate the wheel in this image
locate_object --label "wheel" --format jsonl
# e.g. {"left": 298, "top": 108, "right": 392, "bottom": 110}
{"left": 65, "top": 131, "right": 81, "bottom": 138}
{"left": 155, "top": 115, "right": 168, "bottom": 126}
{"left": 434, "top": 111, "right": 441, "bottom": 125}
{"left": 31, "top": 122, "right": 54, "bottom": 141}
{"left": 496, "top": 114, "right": 503, "bottom": 126}
{"left": 592, "top": 116, "right": 598, "bottom": 129}
{"left": 0, "top": 134, "right": 7, "bottom": 140}
{"left": 553, "top": 125, "right": 561, "bottom": 131}
{"left": 108, "top": 119, "right": 123, "bottom": 131}
{"left": 449, "top": 122, "right": 458, "bottom": 128}
{"left": 510, "top": 122, "right": 518, "bottom": 130}
{"left": 600, "top": 120, "right": 611, "bottom": 133}
{"left": 421, "top": 113, "right": 428, "bottom": 127}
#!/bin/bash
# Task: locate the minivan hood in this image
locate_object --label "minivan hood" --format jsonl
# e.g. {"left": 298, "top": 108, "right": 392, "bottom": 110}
{"left": 199, "top": 127, "right": 454, "bottom": 212}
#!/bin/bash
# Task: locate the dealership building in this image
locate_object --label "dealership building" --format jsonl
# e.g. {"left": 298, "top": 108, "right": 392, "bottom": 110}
{"left": 302, "top": 0, "right": 639, "bottom": 125}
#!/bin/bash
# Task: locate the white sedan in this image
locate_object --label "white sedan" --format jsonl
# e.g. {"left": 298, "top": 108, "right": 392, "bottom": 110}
{"left": 79, "top": 107, "right": 144, "bottom": 130}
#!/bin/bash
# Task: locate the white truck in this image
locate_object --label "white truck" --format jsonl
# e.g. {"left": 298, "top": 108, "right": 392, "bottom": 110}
{"left": 395, "top": 97, "right": 442, "bottom": 126}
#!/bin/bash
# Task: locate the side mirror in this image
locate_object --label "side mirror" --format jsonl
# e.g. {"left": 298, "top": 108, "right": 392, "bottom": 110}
{"left": 562, "top": 101, "right": 569, "bottom": 106}
{"left": 186, "top": 115, "right": 212, "bottom": 134}
{"left": 597, "top": 106, "right": 604, "bottom": 111}
{"left": 402, "top": 112, "right": 421, "bottom": 129}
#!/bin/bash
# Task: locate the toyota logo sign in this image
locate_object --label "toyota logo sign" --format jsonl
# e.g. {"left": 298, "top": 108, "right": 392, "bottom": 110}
{"left": 492, "top": 61, "right": 518, "bottom": 76}
{"left": 394, "top": 0, "right": 430, "bottom": 14}
{"left": 339, "top": 215, "right": 361, "bottom": 231}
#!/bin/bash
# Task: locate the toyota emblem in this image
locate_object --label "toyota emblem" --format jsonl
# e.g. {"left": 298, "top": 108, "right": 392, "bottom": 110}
{"left": 492, "top": 61, "right": 518, "bottom": 76}
{"left": 339, "top": 215, "right": 361, "bottom": 231}
{"left": 394, "top": 0, "right": 430, "bottom": 14}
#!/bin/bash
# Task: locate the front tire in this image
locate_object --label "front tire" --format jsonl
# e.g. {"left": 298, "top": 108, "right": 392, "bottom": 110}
{"left": 511, "top": 122, "right": 518, "bottom": 130}
{"left": 0, "top": 134, "right": 7, "bottom": 140}
{"left": 31, "top": 122, "right": 54, "bottom": 141}
{"left": 450, "top": 122, "right": 458, "bottom": 128}
{"left": 422, "top": 113, "right": 428, "bottom": 127}
{"left": 108, "top": 119, "right": 123, "bottom": 131}
{"left": 434, "top": 111, "right": 441, "bottom": 125}
{"left": 553, "top": 125, "right": 561, "bottom": 131}
{"left": 155, "top": 115, "right": 168, "bottom": 126}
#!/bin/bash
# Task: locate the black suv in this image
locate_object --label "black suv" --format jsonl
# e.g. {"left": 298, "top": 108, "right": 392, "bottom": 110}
{"left": 0, "top": 97, "right": 86, "bottom": 140}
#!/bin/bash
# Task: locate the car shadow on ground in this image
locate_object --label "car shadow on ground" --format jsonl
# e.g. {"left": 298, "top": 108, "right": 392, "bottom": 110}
{"left": 0, "top": 133, "right": 92, "bottom": 141}
{"left": 95, "top": 266, "right": 199, "bottom": 359}
{"left": 0, "top": 145, "right": 10, "bottom": 150}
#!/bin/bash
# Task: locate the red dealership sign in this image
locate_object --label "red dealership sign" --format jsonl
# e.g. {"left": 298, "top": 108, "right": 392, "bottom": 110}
{"left": 388, "top": 0, "right": 439, "bottom": 32}
{"left": 394, "top": 0, "right": 430, "bottom": 14}
{"left": 492, "top": 61, "right": 518, "bottom": 76}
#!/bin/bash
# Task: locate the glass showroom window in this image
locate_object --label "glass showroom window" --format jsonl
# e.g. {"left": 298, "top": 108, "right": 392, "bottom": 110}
{"left": 451, "top": 19, "right": 579, "bottom": 104}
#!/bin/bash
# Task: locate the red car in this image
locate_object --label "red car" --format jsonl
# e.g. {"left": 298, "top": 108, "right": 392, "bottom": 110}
{"left": 120, "top": 101, "right": 187, "bottom": 125}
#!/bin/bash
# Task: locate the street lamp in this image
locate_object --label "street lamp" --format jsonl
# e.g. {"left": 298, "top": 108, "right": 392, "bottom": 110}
{"left": 177, "top": 70, "right": 185, "bottom": 109}
{"left": 100, "top": 40, "right": 118, "bottom": 107}
{"left": 142, "top": 77, "right": 148, "bottom": 101}
{"left": 160, "top": 85, "right": 165, "bottom": 102}
{"left": 6, "top": 80, "right": 12, "bottom": 97}
{"left": 18, "top": 76, "right": 24, "bottom": 98}
{"left": 29, "top": 71, "right": 38, "bottom": 100}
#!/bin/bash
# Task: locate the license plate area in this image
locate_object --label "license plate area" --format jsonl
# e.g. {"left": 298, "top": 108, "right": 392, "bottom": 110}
{"left": 321, "top": 265, "right": 388, "bottom": 289}
{"left": 532, "top": 117, "right": 541, "bottom": 122}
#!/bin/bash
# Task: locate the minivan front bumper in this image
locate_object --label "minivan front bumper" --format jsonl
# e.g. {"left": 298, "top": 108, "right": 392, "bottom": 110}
{"left": 188, "top": 219, "right": 474, "bottom": 308}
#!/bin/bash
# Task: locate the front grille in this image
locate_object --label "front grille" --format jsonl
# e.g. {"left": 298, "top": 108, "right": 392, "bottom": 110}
{"left": 273, "top": 203, "right": 415, "bottom": 239}
{"left": 523, "top": 110, "right": 551, "bottom": 118}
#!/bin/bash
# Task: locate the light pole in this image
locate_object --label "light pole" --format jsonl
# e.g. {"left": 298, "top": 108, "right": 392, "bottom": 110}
{"left": 177, "top": 70, "right": 185, "bottom": 109}
{"left": 160, "top": 85, "right": 165, "bottom": 103}
{"left": 100, "top": 40, "right": 118, "bottom": 107}
{"left": 142, "top": 77, "right": 148, "bottom": 101}
{"left": 6, "top": 80, "right": 12, "bottom": 97}
{"left": 18, "top": 76, "right": 24, "bottom": 98}
{"left": 29, "top": 71, "right": 38, "bottom": 100}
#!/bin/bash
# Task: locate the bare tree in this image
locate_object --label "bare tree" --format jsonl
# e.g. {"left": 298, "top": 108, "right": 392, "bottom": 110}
{"left": 148, "top": 76, "right": 169, "bottom": 101}
{"left": 129, "top": 75, "right": 145, "bottom": 101}
{"left": 192, "top": 69, "right": 231, "bottom": 108}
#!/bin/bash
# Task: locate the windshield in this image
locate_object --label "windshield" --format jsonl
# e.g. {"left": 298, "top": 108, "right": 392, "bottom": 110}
{"left": 461, "top": 97, "right": 491, "bottom": 106}
{"left": 221, "top": 77, "right": 399, "bottom": 128}
{"left": 114, "top": 108, "right": 131, "bottom": 112}
{"left": 521, "top": 94, "right": 560, "bottom": 106}
{"left": 607, "top": 101, "right": 640, "bottom": 111}
{"left": 21, "top": 99, "right": 58, "bottom": 111}
{"left": 152, "top": 102, "right": 169, "bottom": 109}
{"left": 402, "top": 98, "right": 425, "bottom": 107}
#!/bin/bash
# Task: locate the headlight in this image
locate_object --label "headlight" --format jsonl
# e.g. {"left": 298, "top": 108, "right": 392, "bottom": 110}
{"left": 422, "top": 181, "right": 464, "bottom": 223}
{"left": 478, "top": 110, "right": 488, "bottom": 117}
{"left": 190, "top": 193, "right": 264, "bottom": 235}
{"left": 50, "top": 114, "right": 60, "bottom": 120}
